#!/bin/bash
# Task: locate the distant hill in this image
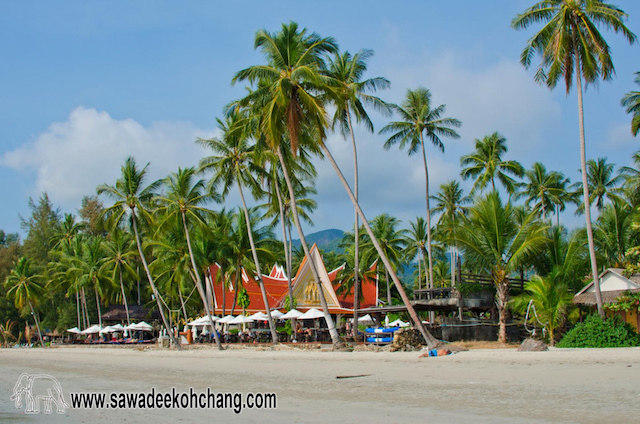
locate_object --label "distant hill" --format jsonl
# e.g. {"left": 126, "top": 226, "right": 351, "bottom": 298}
{"left": 291, "top": 229, "right": 344, "bottom": 252}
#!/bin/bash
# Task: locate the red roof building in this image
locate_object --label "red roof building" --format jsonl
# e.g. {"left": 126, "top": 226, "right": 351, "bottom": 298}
{"left": 207, "top": 244, "right": 378, "bottom": 316}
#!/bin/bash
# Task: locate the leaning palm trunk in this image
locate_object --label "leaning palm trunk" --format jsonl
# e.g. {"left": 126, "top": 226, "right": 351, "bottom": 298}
{"left": 236, "top": 182, "right": 278, "bottom": 344}
{"left": 575, "top": 61, "right": 604, "bottom": 317}
{"left": 28, "top": 300, "right": 45, "bottom": 348}
{"left": 420, "top": 133, "right": 434, "bottom": 290}
{"left": 276, "top": 146, "right": 342, "bottom": 348}
{"left": 81, "top": 287, "right": 90, "bottom": 328}
{"left": 320, "top": 143, "right": 440, "bottom": 348}
{"left": 94, "top": 286, "right": 103, "bottom": 328}
{"left": 274, "top": 179, "right": 295, "bottom": 310}
{"left": 178, "top": 285, "right": 188, "bottom": 326}
{"left": 132, "top": 217, "right": 181, "bottom": 349}
{"left": 76, "top": 292, "right": 81, "bottom": 329}
{"left": 347, "top": 111, "right": 360, "bottom": 339}
{"left": 181, "top": 212, "right": 223, "bottom": 350}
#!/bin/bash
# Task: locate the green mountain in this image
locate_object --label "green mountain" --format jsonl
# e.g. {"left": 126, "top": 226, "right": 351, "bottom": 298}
{"left": 291, "top": 229, "right": 344, "bottom": 252}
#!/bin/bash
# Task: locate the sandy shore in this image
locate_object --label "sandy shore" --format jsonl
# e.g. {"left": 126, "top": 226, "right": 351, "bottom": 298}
{"left": 1, "top": 345, "right": 639, "bottom": 423}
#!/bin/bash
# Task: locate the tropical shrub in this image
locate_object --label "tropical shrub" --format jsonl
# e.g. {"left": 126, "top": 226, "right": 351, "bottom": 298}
{"left": 557, "top": 314, "right": 640, "bottom": 348}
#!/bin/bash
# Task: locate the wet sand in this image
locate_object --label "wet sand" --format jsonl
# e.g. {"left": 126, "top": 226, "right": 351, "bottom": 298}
{"left": 1, "top": 345, "right": 639, "bottom": 423}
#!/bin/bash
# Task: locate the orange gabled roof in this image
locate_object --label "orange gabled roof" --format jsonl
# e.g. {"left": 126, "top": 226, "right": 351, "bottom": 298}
{"left": 209, "top": 264, "right": 288, "bottom": 315}
{"left": 332, "top": 261, "right": 378, "bottom": 310}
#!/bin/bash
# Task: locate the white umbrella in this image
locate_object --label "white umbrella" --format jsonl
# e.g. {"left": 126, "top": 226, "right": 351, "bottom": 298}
{"left": 66, "top": 327, "right": 81, "bottom": 334}
{"left": 135, "top": 321, "right": 153, "bottom": 331}
{"left": 81, "top": 324, "right": 102, "bottom": 334}
{"left": 230, "top": 315, "right": 254, "bottom": 324}
{"left": 269, "top": 310, "right": 284, "bottom": 319}
{"left": 124, "top": 323, "right": 138, "bottom": 331}
{"left": 99, "top": 325, "right": 115, "bottom": 334}
{"left": 188, "top": 315, "right": 219, "bottom": 326}
{"left": 217, "top": 315, "right": 236, "bottom": 324}
{"left": 280, "top": 309, "right": 303, "bottom": 319}
{"left": 248, "top": 312, "right": 268, "bottom": 321}
{"left": 298, "top": 308, "right": 324, "bottom": 320}
{"left": 357, "top": 314, "right": 375, "bottom": 324}
{"left": 388, "top": 319, "right": 410, "bottom": 327}
{"left": 111, "top": 323, "right": 125, "bottom": 332}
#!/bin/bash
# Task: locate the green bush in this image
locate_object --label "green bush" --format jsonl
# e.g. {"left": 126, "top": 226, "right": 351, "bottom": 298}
{"left": 557, "top": 314, "right": 640, "bottom": 348}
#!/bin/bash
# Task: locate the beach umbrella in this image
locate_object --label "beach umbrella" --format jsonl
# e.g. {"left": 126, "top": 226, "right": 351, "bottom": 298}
{"left": 280, "top": 309, "right": 303, "bottom": 319}
{"left": 124, "top": 323, "right": 138, "bottom": 331}
{"left": 99, "top": 325, "right": 115, "bottom": 334}
{"left": 217, "top": 315, "right": 235, "bottom": 324}
{"left": 269, "top": 310, "right": 284, "bottom": 319}
{"left": 230, "top": 315, "right": 255, "bottom": 324}
{"left": 248, "top": 312, "right": 268, "bottom": 321}
{"left": 66, "top": 327, "right": 81, "bottom": 334}
{"left": 81, "top": 324, "right": 102, "bottom": 334}
{"left": 135, "top": 321, "right": 153, "bottom": 331}
{"left": 111, "top": 324, "right": 125, "bottom": 332}
{"left": 188, "top": 315, "right": 219, "bottom": 326}
{"left": 357, "top": 314, "right": 375, "bottom": 324}
{"left": 298, "top": 308, "right": 324, "bottom": 320}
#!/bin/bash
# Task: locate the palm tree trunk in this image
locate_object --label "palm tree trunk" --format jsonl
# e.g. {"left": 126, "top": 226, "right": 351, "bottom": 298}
{"left": 236, "top": 182, "right": 278, "bottom": 345}
{"left": 119, "top": 268, "right": 131, "bottom": 328}
{"left": 94, "top": 286, "right": 102, "bottom": 328}
{"left": 274, "top": 179, "right": 295, "bottom": 310}
{"left": 276, "top": 145, "right": 342, "bottom": 348}
{"left": 419, "top": 134, "right": 434, "bottom": 290}
{"left": 221, "top": 271, "right": 226, "bottom": 317}
{"left": 131, "top": 217, "right": 181, "bottom": 349}
{"left": 178, "top": 285, "right": 188, "bottom": 325}
{"left": 230, "top": 263, "right": 241, "bottom": 315}
{"left": 575, "top": 56, "right": 604, "bottom": 317}
{"left": 319, "top": 143, "right": 439, "bottom": 348}
{"left": 28, "top": 300, "right": 44, "bottom": 347}
{"left": 81, "top": 288, "right": 89, "bottom": 328}
{"left": 181, "top": 211, "right": 223, "bottom": 350}
{"left": 76, "top": 291, "right": 81, "bottom": 329}
{"left": 347, "top": 110, "right": 360, "bottom": 339}
{"left": 418, "top": 249, "right": 422, "bottom": 290}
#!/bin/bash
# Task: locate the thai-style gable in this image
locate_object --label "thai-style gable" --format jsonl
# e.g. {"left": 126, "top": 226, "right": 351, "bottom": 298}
{"left": 574, "top": 268, "right": 640, "bottom": 305}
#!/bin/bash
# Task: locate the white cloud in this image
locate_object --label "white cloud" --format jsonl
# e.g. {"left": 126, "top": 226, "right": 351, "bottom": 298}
{"left": 1, "top": 107, "right": 216, "bottom": 211}
{"left": 600, "top": 121, "right": 636, "bottom": 150}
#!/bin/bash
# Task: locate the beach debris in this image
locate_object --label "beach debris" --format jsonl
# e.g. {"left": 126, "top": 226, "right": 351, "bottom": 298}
{"left": 517, "top": 338, "right": 548, "bottom": 352}
{"left": 336, "top": 374, "right": 372, "bottom": 379}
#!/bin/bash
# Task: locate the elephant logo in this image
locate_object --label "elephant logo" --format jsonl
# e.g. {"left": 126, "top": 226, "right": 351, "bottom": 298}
{"left": 10, "top": 373, "right": 69, "bottom": 414}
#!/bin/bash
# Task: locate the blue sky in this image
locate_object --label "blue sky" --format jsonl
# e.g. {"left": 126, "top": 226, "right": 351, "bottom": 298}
{"left": 1, "top": 1, "right": 639, "bottom": 237}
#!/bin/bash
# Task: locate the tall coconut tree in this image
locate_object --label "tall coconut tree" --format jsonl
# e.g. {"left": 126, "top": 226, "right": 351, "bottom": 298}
{"left": 573, "top": 157, "right": 626, "bottom": 213}
{"left": 460, "top": 132, "right": 524, "bottom": 196}
{"left": 155, "top": 167, "right": 225, "bottom": 350}
{"left": 233, "top": 22, "right": 440, "bottom": 348}
{"left": 5, "top": 257, "right": 45, "bottom": 347}
{"left": 97, "top": 157, "right": 180, "bottom": 348}
{"left": 198, "top": 114, "right": 278, "bottom": 345}
{"left": 381, "top": 88, "right": 461, "bottom": 291}
{"left": 101, "top": 229, "right": 137, "bottom": 328}
{"left": 621, "top": 72, "right": 640, "bottom": 136}
{"left": 515, "top": 162, "right": 566, "bottom": 220}
{"left": 512, "top": 0, "right": 637, "bottom": 317}
{"left": 325, "top": 48, "right": 390, "bottom": 336}
{"left": 454, "top": 192, "right": 549, "bottom": 343}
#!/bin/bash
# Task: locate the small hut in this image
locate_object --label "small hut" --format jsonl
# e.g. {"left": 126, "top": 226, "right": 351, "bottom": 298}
{"left": 573, "top": 268, "right": 640, "bottom": 332}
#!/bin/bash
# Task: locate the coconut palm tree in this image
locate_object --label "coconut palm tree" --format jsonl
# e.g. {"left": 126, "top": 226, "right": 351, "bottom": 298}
{"left": 620, "top": 150, "right": 640, "bottom": 207}
{"left": 231, "top": 22, "right": 343, "bottom": 348}
{"left": 198, "top": 114, "right": 278, "bottom": 345}
{"left": 621, "top": 72, "right": 640, "bottom": 136}
{"left": 516, "top": 162, "right": 566, "bottom": 220}
{"left": 512, "top": 271, "right": 573, "bottom": 346}
{"left": 155, "top": 167, "right": 225, "bottom": 349}
{"left": 325, "top": 48, "right": 390, "bottom": 333}
{"left": 5, "top": 257, "right": 45, "bottom": 347}
{"left": 593, "top": 200, "right": 638, "bottom": 268}
{"left": 403, "top": 217, "right": 428, "bottom": 290}
{"left": 96, "top": 157, "right": 180, "bottom": 348}
{"left": 233, "top": 22, "right": 440, "bottom": 348}
{"left": 0, "top": 320, "right": 17, "bottom": 348}
{"left": 573, "top": 157, "right": 626, "bottom": 213}
{"left": 454, "top": 192, "right": 549, "bottom": 343}
{"left": 512, "top": 0, "right": 637, "bottom": 317}
{"left": 381, "top": 87, "right": 461, "bottom": 290}
{"left": 460, "top": 132, "right": 524, "bottom": 195}
{"left": 101, "top": 229, "right": 138, "bottom": 328}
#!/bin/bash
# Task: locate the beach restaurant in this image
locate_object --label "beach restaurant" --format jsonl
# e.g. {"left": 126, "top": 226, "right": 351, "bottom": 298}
{"left": 207, "top": 244, "right": 379, "bottom": 325}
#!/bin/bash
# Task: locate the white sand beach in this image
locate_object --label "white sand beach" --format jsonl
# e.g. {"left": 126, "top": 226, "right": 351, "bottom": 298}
{"left": 1, "top": 345, "right": 639, "bottom": 423}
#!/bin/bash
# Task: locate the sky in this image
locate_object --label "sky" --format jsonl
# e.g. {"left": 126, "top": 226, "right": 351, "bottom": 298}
{"left": 1, "top": 1, "right": 639, "bottom": 238}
